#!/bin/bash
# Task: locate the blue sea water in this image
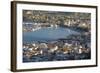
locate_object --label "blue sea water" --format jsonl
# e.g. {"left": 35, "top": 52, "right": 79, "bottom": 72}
{"left": 23, "top": 27, "right": 79, "bottom": 43}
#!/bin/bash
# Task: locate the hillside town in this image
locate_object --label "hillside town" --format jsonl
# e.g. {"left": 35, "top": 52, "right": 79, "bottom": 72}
{"left": 23, "top": 10, "right": 91, "bottom": 32}
{"left": 23, "top": 10, "right": 91, "bottom": 62}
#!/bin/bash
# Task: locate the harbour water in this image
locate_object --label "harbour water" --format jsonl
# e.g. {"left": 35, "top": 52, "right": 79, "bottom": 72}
{"left": 23, "top": 27, "right": 80, "bottom": 43}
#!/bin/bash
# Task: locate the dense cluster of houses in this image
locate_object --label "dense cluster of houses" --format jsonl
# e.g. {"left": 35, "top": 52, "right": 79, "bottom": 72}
{"left": 23, "top": 10, "right": 91, "bottom": 32}
{"left": 23, "top": 38, "right": 90, "bottom": 62}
